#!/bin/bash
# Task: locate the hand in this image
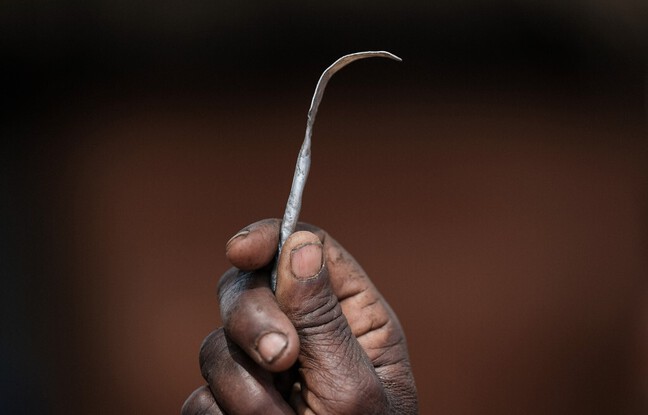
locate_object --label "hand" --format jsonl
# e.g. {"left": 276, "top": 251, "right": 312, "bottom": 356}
{"left": 182, "top": 219, "right": 418, "bottom": 414}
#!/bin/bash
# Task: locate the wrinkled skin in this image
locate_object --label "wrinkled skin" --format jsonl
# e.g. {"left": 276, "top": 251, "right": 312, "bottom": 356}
{"left": 182, "top": 219, "right": 418, "bottom": 414}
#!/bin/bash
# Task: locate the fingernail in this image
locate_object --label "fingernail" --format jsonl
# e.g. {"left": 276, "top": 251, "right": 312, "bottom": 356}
{"left": 290, "top": 243, "right": 323, "bottom": 280}
{"left": 225, "top": 230, "right": 249, "bottom": 252}
{"left": 257, "top": 332, "right": 288, "bottom": 363}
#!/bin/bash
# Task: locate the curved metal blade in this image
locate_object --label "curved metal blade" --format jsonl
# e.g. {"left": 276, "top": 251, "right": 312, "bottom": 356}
{"left": 272, "top": 51, "right": 401, "bottom": 291}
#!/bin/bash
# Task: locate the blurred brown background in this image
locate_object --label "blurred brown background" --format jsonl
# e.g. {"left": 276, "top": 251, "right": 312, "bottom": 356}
{"left": 2, "top": 1, "right": 647, "bottom": 414}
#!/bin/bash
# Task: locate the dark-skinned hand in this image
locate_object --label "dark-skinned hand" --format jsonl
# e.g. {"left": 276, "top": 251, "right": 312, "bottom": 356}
{"left": 182, "top": 219, "right": 418, "bottom": 414}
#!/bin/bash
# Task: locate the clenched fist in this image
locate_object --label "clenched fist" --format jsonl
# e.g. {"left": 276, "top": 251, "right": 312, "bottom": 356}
{"left": 182, "top": 219, "right": 418, "bottom": 414}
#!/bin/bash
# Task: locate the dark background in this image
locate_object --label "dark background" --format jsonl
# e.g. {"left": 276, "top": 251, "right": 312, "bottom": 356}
{"left": 2, "top": 1, "right": 647, "bottom": 414}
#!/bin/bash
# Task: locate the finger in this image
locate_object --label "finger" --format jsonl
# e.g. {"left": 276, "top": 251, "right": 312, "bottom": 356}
{"left": 224, "top": 221, "right": 417, "bottom": 411}
{"left": 225, "top": 218, "right": 380, "bottom": 306}
{"left": 275, "top": 231, "right": 390, "bottom": 413}
{"left": 181, "top": 386, "right": 224, "bottom": 415}
{"left": 225, "top": 218, "right": 281, "bottom": 270}
{"left": 223, "top": 221, "right": 417, "bottom": 411}
{"left": 225, "top": 219, "right": 404, "bottom": 361}
{"left": 218, "top": 267, "right": 300, "bottom": 372}
{"left": 300, "top": 230, "right": 418, "bottom": 412}
{"left": 315, "top": 231, "right": 396, "bottom": 355}
{"left": 199, "top": 328, "right": 296, "bottom": 415}
{"left": 314, "top": 232, "right": 418, "bottom": 412}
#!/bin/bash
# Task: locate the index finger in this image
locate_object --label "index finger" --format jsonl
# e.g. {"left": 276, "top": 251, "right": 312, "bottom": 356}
{"left": 225, "top": 218, "right": 281, "bottom": 271}
{"left": 218, "top": 267, "right": 300, "bottom": 372}
{"left": 224, "top": 220, "right": 397, "bottom": 347}
{"left": 225, "top": 219, "right": 369, "bottom": 297}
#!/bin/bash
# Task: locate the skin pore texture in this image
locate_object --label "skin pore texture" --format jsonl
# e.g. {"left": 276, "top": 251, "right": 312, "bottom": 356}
{"left": 182, "top": 219, "right": 418, "bottom": 414}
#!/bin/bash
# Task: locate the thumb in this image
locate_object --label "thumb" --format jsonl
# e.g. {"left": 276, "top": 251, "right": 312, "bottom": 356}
{"left": 275, "top": 231, "right": 388, "bottom": 413}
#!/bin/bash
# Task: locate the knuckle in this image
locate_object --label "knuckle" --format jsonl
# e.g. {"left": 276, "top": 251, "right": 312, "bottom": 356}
{"left": 218, "top": 270, "right": 270, "bottom": 325}
{"left": 296, "top": 221, "right": 328, "bottom": 242}
{"left": 216, "top": 267, "right": 239, "bottom": 299}
{"left": 199, "top": 328, "right": 227, "bottom": 382}
{"left": 293, "top": 291, "right": 341, "bottom": 330}
{"left": 181, "top": 386, "right": 220, "bottom": 415}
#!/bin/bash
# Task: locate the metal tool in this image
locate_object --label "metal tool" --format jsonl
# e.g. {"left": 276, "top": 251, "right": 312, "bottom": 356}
{"left": 272, "top": 50, "right": 401, "bottom": 291}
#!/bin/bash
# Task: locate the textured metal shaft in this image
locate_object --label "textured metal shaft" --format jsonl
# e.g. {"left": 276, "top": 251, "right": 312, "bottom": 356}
{"left": 271, "top": 51, "right": 401, "bottom": 291}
